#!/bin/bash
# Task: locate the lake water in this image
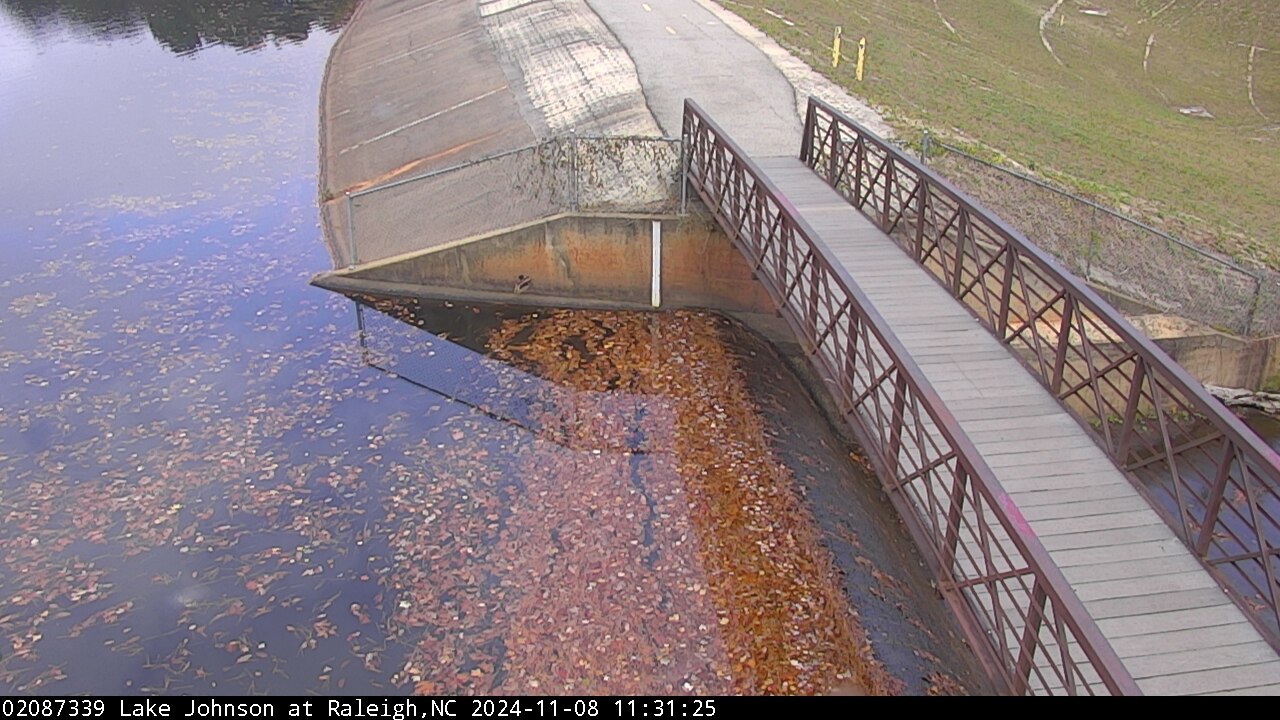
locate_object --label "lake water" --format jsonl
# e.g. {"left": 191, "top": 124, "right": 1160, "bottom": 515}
{"left": 0, "top": 0, "right": 427, "bottom": 694}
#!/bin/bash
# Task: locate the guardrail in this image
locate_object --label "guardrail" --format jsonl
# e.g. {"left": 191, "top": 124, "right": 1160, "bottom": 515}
{"left": 682, "top": 99, "right": 1139, "bottom": 695}
{"left": 801, "top": 94, "right": 1280, "bottom": 652}
{"left": 335, "top": 135, "right": 683, "bottom": 268}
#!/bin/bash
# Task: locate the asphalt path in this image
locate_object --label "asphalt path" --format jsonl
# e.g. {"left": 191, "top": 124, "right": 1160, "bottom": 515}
{"left": 585, "top": 0, "right": 803, "bottom": 156}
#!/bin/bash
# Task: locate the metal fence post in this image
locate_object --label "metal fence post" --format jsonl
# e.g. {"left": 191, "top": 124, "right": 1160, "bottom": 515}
{"left": 679, "top": 137, "right": 688, "bottom": 215}
{"left": 921, "top": 130, "right": 932, "bottom": 165}
{"left": 1086, "top": 205, "right": 1098, "bottom": 281}
{"left": 1245, "top": 274, "right": 1264, "bottom": 336}
{"left": 569, "top": 130, "right": 579, "bottom": 213}
{"left": 345, "top": 191, "right": 357, "bottom": 268}
{"left": 828, "top": 122, "right": 840, "bottom": 183}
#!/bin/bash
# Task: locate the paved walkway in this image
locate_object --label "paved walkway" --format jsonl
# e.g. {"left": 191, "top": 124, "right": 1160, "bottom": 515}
{"left": 754, "top": 155, "right": 1280, "bottom": 695}
{"left": 584, "top": 0, "right": 801, "bottom": 155}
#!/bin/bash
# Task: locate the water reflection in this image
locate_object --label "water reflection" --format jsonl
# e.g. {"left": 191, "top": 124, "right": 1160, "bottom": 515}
{"left": 0, "top": 0, "right": 354, "bottom": 54}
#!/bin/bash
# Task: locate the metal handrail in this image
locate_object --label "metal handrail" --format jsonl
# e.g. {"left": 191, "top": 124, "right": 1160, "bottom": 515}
{"left": 683, "top": 99, "right": 1140, "bottom": 695}
{"left": 802, "top": 94, "right": 1280, "bottom": 651}
{"left": 350, "top": 134, "right": 683, "bottom": 198}
{"left": 340, "top": 135, "right": 684, "bottom": 267}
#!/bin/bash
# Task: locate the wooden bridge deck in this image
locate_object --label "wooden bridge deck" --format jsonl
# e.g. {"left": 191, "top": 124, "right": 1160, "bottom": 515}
{"left": 754, "top": 155, "right": 1280, "bottom": 695}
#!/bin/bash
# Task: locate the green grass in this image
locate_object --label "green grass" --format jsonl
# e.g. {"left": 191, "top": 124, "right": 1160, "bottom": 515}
{"left": 726, "top": 0, "right": 1280, "bottom": 265}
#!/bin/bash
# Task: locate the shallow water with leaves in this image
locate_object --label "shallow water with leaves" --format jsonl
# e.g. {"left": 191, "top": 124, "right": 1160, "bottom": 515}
{"left": 352, "top": 300, "right": 898, "bottom": 695}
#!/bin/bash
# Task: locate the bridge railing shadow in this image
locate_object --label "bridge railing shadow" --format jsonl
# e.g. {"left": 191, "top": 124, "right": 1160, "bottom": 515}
{"left": 683, "top": 99, "right": 1139, "bottom": 695}
{"left": 800, "top": 95, "right": 1280, "bottom": 657}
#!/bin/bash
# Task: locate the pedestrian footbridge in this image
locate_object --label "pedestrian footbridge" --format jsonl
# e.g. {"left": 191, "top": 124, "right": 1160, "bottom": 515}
{"left": 681, "top": 97, "right": 1280, "bottom": 695}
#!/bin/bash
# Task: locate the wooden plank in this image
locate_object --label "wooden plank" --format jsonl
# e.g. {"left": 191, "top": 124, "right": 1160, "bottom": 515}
{"left": 1011, "top": 484, "right": 1143, "bottom": 508}
{"left": 926, "top": 379, "right": 1054, "bottom": 399}
{"left": 1138, "top": 661, "right": 1280, "bottom": 696}
{"left": 1202, "top": 684, "right": 1280, "bottom": 696}
{"left": 969, "top": 413, "right": 1096, "bottom": 438}
{"left": 1049, "top": 540, "right": 1186, "bottom": 567}
{"left": 982, "top": 444, "right": 1108, "bottom": 466}
{"left": 924, "top": 378, "right": 1044, "bottom": 401}
{"left": 1027, "top": 513, "right": 1166, "bottom": 541}
{"left": 967, "top": 424, "right": 1096, "bottom": 445}
{"left": 931, "top": 379, "right": 1059, "bottom": 399}
{"left": 947, "top": 393, "right": 1062, "bottom": 411}
{"left": 1100, "top": 620, "right": 1264, "bottom": 658}
{"left": 1072, "top": 571, "right": 1220, "bottom": 602}
{"left": 1000, "top": 478, "right": 1126, "bottom": 498}
{"left": 1096, "top": 604, "right": 1252, "bottom": 638}
{"left": 912, "top": 355, "right": 1026, "bottom": 372}
{"left": 849, "top": 283, "right": 934, "bottom": 295}
{"left": 957, "top": 413, "right": 1087, "bottom": 433}
{"left": 864, "top": 316, "right": 982, "bottom": 331}
{"left": 900, "top": 346, "right": 1015, "bottom": 362}
{"left": 854, "top": 283, "right": 951, "bottom": 295}
{"left": 953, "top": 401, "right": 1066, "bottom": 420}
{"left": 819, "top": 234, "right": 902, "bottom": 247}
{"left": 805, "top": 224, "right": 881, "bottom": 236}
{"left": 1038, "top": 524, "right": 1175, "bottom": 552}
{"left": 1085, "top": 587, "right": 1235, "bottom": 620}
{"left": 1020, "top": 496, "right": 1156, "bottom": 522}
{"left": 994, "top": 458, "right": 1125, "bottom": 483}
{"left": 886, "top": 323, "right": 987, "bottom": 337}
{"left": 1059, "top": 553, "right": 1204, "bottom": 585}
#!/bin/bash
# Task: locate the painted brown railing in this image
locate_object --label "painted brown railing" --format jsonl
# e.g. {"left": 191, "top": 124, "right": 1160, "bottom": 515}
{"left": 800, "top": 95, "right": 1280, "bottom": 652}
{"left": 682, "top": 100, "right": 1139, "bottom": 695}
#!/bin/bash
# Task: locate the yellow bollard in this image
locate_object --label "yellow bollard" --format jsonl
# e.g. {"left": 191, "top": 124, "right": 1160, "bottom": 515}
{"left": 832, "top": 26, "right": 842, "bottom": 68}
{"left": 856, "top": 36, "right": 867, "bottom": 81}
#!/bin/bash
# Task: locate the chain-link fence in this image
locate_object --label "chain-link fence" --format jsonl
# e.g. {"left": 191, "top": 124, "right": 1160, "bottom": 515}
{"left": 335, "top": 135, "right": 684, "bottom": 268}
{"left": 926, "top": 141, "right": 1280, "bottom": 337}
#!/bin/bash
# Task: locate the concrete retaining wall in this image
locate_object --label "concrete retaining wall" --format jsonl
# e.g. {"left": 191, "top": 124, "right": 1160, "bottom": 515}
{"left": 312, "top": 211, "right": 795, "bottom": 342}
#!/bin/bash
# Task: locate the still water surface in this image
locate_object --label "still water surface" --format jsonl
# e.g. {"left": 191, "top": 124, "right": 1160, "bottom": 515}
{"left": 0, "top": 0, "right": 439, "bottom": 694}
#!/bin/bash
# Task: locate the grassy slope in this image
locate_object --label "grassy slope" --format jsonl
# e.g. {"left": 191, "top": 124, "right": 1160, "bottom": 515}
{"left": 727, "top": 0, "right": 1280, "bottom": 264}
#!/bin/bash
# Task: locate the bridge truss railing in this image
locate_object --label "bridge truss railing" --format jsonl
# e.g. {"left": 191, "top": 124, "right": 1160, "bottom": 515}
{"left": 801, "top": 95, "right": 1280, "bottom": 651}
{"left": 683, "top": 99, "right": 1139, "bottom": 695}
